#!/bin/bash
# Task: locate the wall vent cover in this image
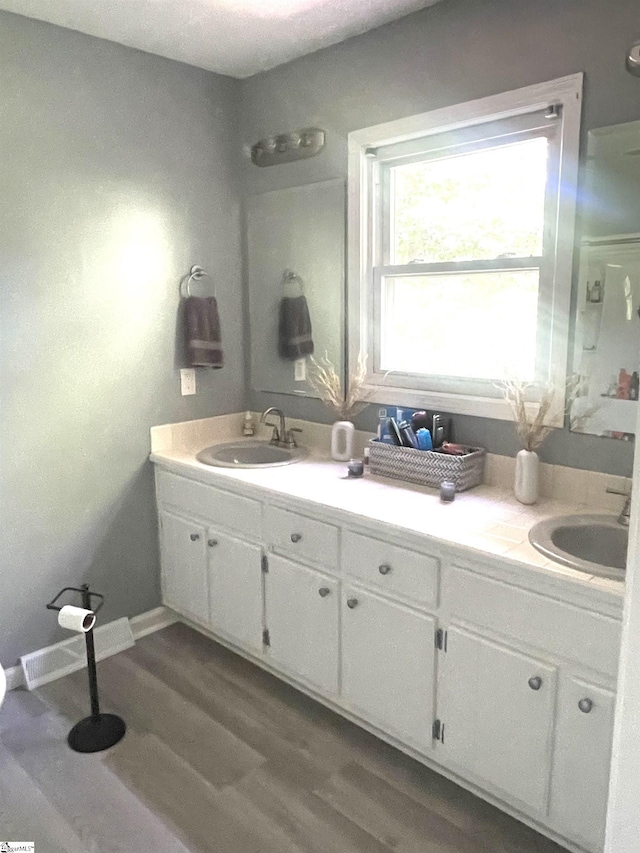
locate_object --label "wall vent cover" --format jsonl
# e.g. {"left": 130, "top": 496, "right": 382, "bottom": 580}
{"left": 19, "top": 617, "right": 134, "bottom": 690}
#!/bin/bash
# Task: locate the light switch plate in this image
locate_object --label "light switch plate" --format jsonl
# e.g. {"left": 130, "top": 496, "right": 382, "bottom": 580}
{"left": 294, "top": 358, "right": 307, "bottom": 381}
{"left": 180, "top": 368, "right": 196, "bottom": 396}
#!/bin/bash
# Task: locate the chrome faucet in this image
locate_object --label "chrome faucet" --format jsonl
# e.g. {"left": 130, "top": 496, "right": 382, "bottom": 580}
{"left": 606, "top": 485, "right": 632, "bottom": 527}
{"left": 260, "top": 407, "right": 302, "bottom": 449}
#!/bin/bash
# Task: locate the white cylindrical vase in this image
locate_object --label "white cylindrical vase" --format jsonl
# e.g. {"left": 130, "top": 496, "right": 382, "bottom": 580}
{"left": 331, "top": 420, "right": 355, "bottom": 461}
{"left": 515, "top": 449, "right": 539, "bottom": 505}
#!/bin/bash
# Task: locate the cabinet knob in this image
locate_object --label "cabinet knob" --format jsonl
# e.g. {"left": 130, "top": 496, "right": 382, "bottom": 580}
{"left": 290, "top": 533, "right": 302, "bottom": 543}
{"left": 578, "top": 698, "right": 593, "bottom": 714}
{"left": 190, "top": 533, "right": 200, "bottom": 542}
{"left": 378, "top": 563, "right": 392, "bottom": 575}
{"left": 528, "top": 676, "right": 542, "bottom": 691}
{"left": 347, "top": 597, "right": 359, "bottom": 609}
{"left": 208, "top": 539, "right": 218, "bottom": 547}
{"left": 319, "top": 587, "right": 331, "bottom": 597}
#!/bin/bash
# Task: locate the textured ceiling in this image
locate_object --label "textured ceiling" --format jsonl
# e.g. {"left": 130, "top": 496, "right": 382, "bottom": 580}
{"left": 1, "top": 0, "right": 442, "bottom": 78}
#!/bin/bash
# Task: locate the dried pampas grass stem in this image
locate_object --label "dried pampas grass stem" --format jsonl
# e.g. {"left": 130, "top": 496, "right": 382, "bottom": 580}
{"left": 307, "top": 352, "right": 370, "bottom": 421}
{"left": 499, "top": 379, "right": 555, "bottom": 452}
{"left": 566, "top": 373, "right": 601, "bottom": 432}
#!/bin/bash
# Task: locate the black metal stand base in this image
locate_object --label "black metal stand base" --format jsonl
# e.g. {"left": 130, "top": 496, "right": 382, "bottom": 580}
{"left": 67, "top": 713, "right": 126, "bottom": 753}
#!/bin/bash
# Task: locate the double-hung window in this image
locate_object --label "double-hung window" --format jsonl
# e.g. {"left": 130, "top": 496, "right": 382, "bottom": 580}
{"left": 348, "top": 76, "right": 583, "bottom": 423}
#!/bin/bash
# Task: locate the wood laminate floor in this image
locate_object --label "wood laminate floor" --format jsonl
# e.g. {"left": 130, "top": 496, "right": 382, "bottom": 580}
{"left": 0, "top": 623, "right": 568, "bottom": 853}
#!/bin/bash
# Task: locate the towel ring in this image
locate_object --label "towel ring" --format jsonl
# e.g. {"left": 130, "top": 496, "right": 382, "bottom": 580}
{"left": 181, "top": 265, "right": 216, "bottom": 298}
{"left": 282, "top": 269, "right": 304, "bottom": 295}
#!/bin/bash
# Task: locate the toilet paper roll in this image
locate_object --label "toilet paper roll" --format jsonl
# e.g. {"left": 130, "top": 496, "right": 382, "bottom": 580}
{"left": 58, "top": 605, "right": 96, "bottom": 633}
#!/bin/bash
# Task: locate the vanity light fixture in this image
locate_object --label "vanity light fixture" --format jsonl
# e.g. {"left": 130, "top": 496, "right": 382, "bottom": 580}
{"left": 627, "top": 40, "right": 640, "bottom": 76}
{"left": 251, "top": 127, "right": 325, "bottom": 166}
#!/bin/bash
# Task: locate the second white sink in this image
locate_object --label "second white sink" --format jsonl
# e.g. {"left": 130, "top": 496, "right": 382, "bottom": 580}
{"left": 529, "top": 514, "right": 627, "bottom": 580}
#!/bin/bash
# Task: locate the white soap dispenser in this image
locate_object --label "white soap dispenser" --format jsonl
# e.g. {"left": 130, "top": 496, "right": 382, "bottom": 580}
{"left": 243, "top": 411, "right": 255, "bottom": 437}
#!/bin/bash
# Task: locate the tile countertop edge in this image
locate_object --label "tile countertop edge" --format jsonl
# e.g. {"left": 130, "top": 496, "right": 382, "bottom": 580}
{"left": 150, "top": 450, "right": 625, "bottom": 614}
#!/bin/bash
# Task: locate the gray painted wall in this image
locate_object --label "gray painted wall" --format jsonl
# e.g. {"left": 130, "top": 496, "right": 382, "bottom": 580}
{"left": 241, "top": 0, "right": 640, "bottom": 477}
{"left": 0, "top": 12, "right": 243, "bottom": 666}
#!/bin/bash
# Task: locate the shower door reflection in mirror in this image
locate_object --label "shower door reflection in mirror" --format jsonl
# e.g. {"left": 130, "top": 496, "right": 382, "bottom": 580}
{"left": 570, "top": 120, "right": 640, "bottom": 439}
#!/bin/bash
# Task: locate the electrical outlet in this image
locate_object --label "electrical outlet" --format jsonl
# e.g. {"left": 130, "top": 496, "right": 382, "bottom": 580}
{"left": 180, "top": 368, "right": 196, "bottom": 396}
{"left": 294, "top": 358, "right": 306, "bottom": 381}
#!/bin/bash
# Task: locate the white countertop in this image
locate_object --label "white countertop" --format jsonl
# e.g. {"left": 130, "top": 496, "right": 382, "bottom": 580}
{"left": 151, "top": 444, "right": 625, "bottom": 602}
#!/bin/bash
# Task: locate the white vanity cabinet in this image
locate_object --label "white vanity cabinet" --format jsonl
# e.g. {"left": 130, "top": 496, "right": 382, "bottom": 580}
{"left": 208, "top": 529, "right": 263, "bottom": 653}
{"left": 264, "top": 554, "right": 339, "bottom": 694}
{"left": 436, "top": 624, "right": 557, "bottom": 814}
{"left": 159, "top": 510, "right": 209, "bottom": 625}
{"left": 550, "top": 675, "right": 616, "bottom": 851}
{"left": 262, "top": 505, "right": 340, "bottom": 693}
{"left": 341, "top": 585, "right": 436, "bottom": 753}
{"left": 153, "top": 463, "right": 623, "bottom": 853}
{"left": 156, "top": 469, "right": 263, "bottom": 644}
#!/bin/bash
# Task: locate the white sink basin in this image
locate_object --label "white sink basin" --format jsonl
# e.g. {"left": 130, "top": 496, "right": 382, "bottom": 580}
{"left": 196, "top": 440, "right": 307, "bottom": 469}
{"left": 528, "top": 514, "right": 627, "bottom": 580}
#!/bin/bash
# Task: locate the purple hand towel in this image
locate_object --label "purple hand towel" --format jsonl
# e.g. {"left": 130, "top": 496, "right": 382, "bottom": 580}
{"left": 278, "top": 295, "right": 314, "bottom": 360}
{"left": 184, "top": 296, "right": 223, "bottom": 368}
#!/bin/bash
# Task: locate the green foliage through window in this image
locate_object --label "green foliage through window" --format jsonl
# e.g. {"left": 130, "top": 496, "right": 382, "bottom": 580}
{"left": 391, "top": 138, "right": 548, "bottom": 265}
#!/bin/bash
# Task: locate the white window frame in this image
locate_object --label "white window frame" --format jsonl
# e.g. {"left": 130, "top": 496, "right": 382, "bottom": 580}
{"left": 347, "top": 74, "right": 583, "bottom": 426}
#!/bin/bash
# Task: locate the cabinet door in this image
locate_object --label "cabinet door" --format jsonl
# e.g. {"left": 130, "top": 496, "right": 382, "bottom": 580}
{"left": 550, "top": 676, "right": 615, "bottom": 851}
{"left": 208, "top": 529, "right": 263, "bottom": 653}
{"left": 159, "top": 510, "right": 209, "bottom": 624}
{"left": 437, "top": 625, "right": 557, "bottom": 814}
{"left": 265, "top": 554, "right": 339, "bottom": 695}
{"left": 341, "top": 586, "right": 436, "bottom": 752}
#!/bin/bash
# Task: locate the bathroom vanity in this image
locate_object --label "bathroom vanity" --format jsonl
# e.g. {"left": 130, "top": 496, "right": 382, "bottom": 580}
{"left": 151, "top": 432, "right": 623, "bottom": 853}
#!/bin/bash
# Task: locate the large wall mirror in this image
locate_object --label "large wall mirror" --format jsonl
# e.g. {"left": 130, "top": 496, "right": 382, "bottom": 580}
{"left": 247, "top": 179, "right": 345, "bottom": 397}
{"left": 570, "top": 120, "right": 640, "bottom": 439}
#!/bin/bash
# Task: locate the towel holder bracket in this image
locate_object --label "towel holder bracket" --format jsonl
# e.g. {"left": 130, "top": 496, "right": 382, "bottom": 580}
{"left": 181, "top": 265, "right": 216, "bottom": 298}
{"left": 282, "top": 269, "right": 305, "bottom": 296}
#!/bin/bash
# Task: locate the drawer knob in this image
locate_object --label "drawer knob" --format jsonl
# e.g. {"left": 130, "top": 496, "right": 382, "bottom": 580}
{"left": 578, "top": 698, "right": 593, "bottom": 714}
{"left": 319, "top": 587, "right": 331, "bottom": 597}
{"left": 378, "top": 563, "right": 392, "bottom": 575}
{"left": 208, "top": 539, "right": 218, "bottom": 547}
{"left": 347, "top": 597, "right": 359, "bottom": 609}
{"left": 190, "top": 533, "right": 200, "bottom": 542}
{"left": 291, "top": 533, "right": 302, "bottom": 543}
{"left": 528, "top": 676, "right": 542, "bottom": 691}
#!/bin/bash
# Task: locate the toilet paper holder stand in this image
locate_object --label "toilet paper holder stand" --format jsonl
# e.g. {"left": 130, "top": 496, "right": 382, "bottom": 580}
{"left": 46, "top": 583, "right": 105, "bottom": 617}
{"left": 47, "top": 583, "right": 126, "bottom": 753}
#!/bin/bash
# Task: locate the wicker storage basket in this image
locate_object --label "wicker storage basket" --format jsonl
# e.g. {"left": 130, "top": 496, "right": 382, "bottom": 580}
{"left": 368, "top": 440, "right": 486, "bottom": 492}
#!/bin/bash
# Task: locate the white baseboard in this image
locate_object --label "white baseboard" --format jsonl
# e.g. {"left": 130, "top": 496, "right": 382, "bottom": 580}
{"left": 5, "top": 665, "right": 24, "bottom": 691}
{"left": 129, "top": 605, "right": 178, "bottom": 639}
{"left": 6, "top": 605, "right": 178, "bottom": 692}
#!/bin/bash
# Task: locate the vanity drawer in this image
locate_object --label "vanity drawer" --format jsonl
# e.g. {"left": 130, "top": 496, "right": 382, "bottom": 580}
{"left": 264, "top": 505, "right": 339, "bottom": 569}
{"left": 343, "top": 531, "right": 439, "bottom": 606}
{"left": 443, "top": 565, "right": 621, "bottom": 677}
{"left": 156, "top": 471, "right": 261, "bottom": 540}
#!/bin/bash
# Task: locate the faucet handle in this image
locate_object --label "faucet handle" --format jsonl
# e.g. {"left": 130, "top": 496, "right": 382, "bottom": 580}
{"left": 606, "top": 484, "right": 632, "bottom": 527}
{"left": 606, "top": 486, "right": 631, "bottom": 496}
{"left": 285, "top": 427, "right": 302, "bottom": 448}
